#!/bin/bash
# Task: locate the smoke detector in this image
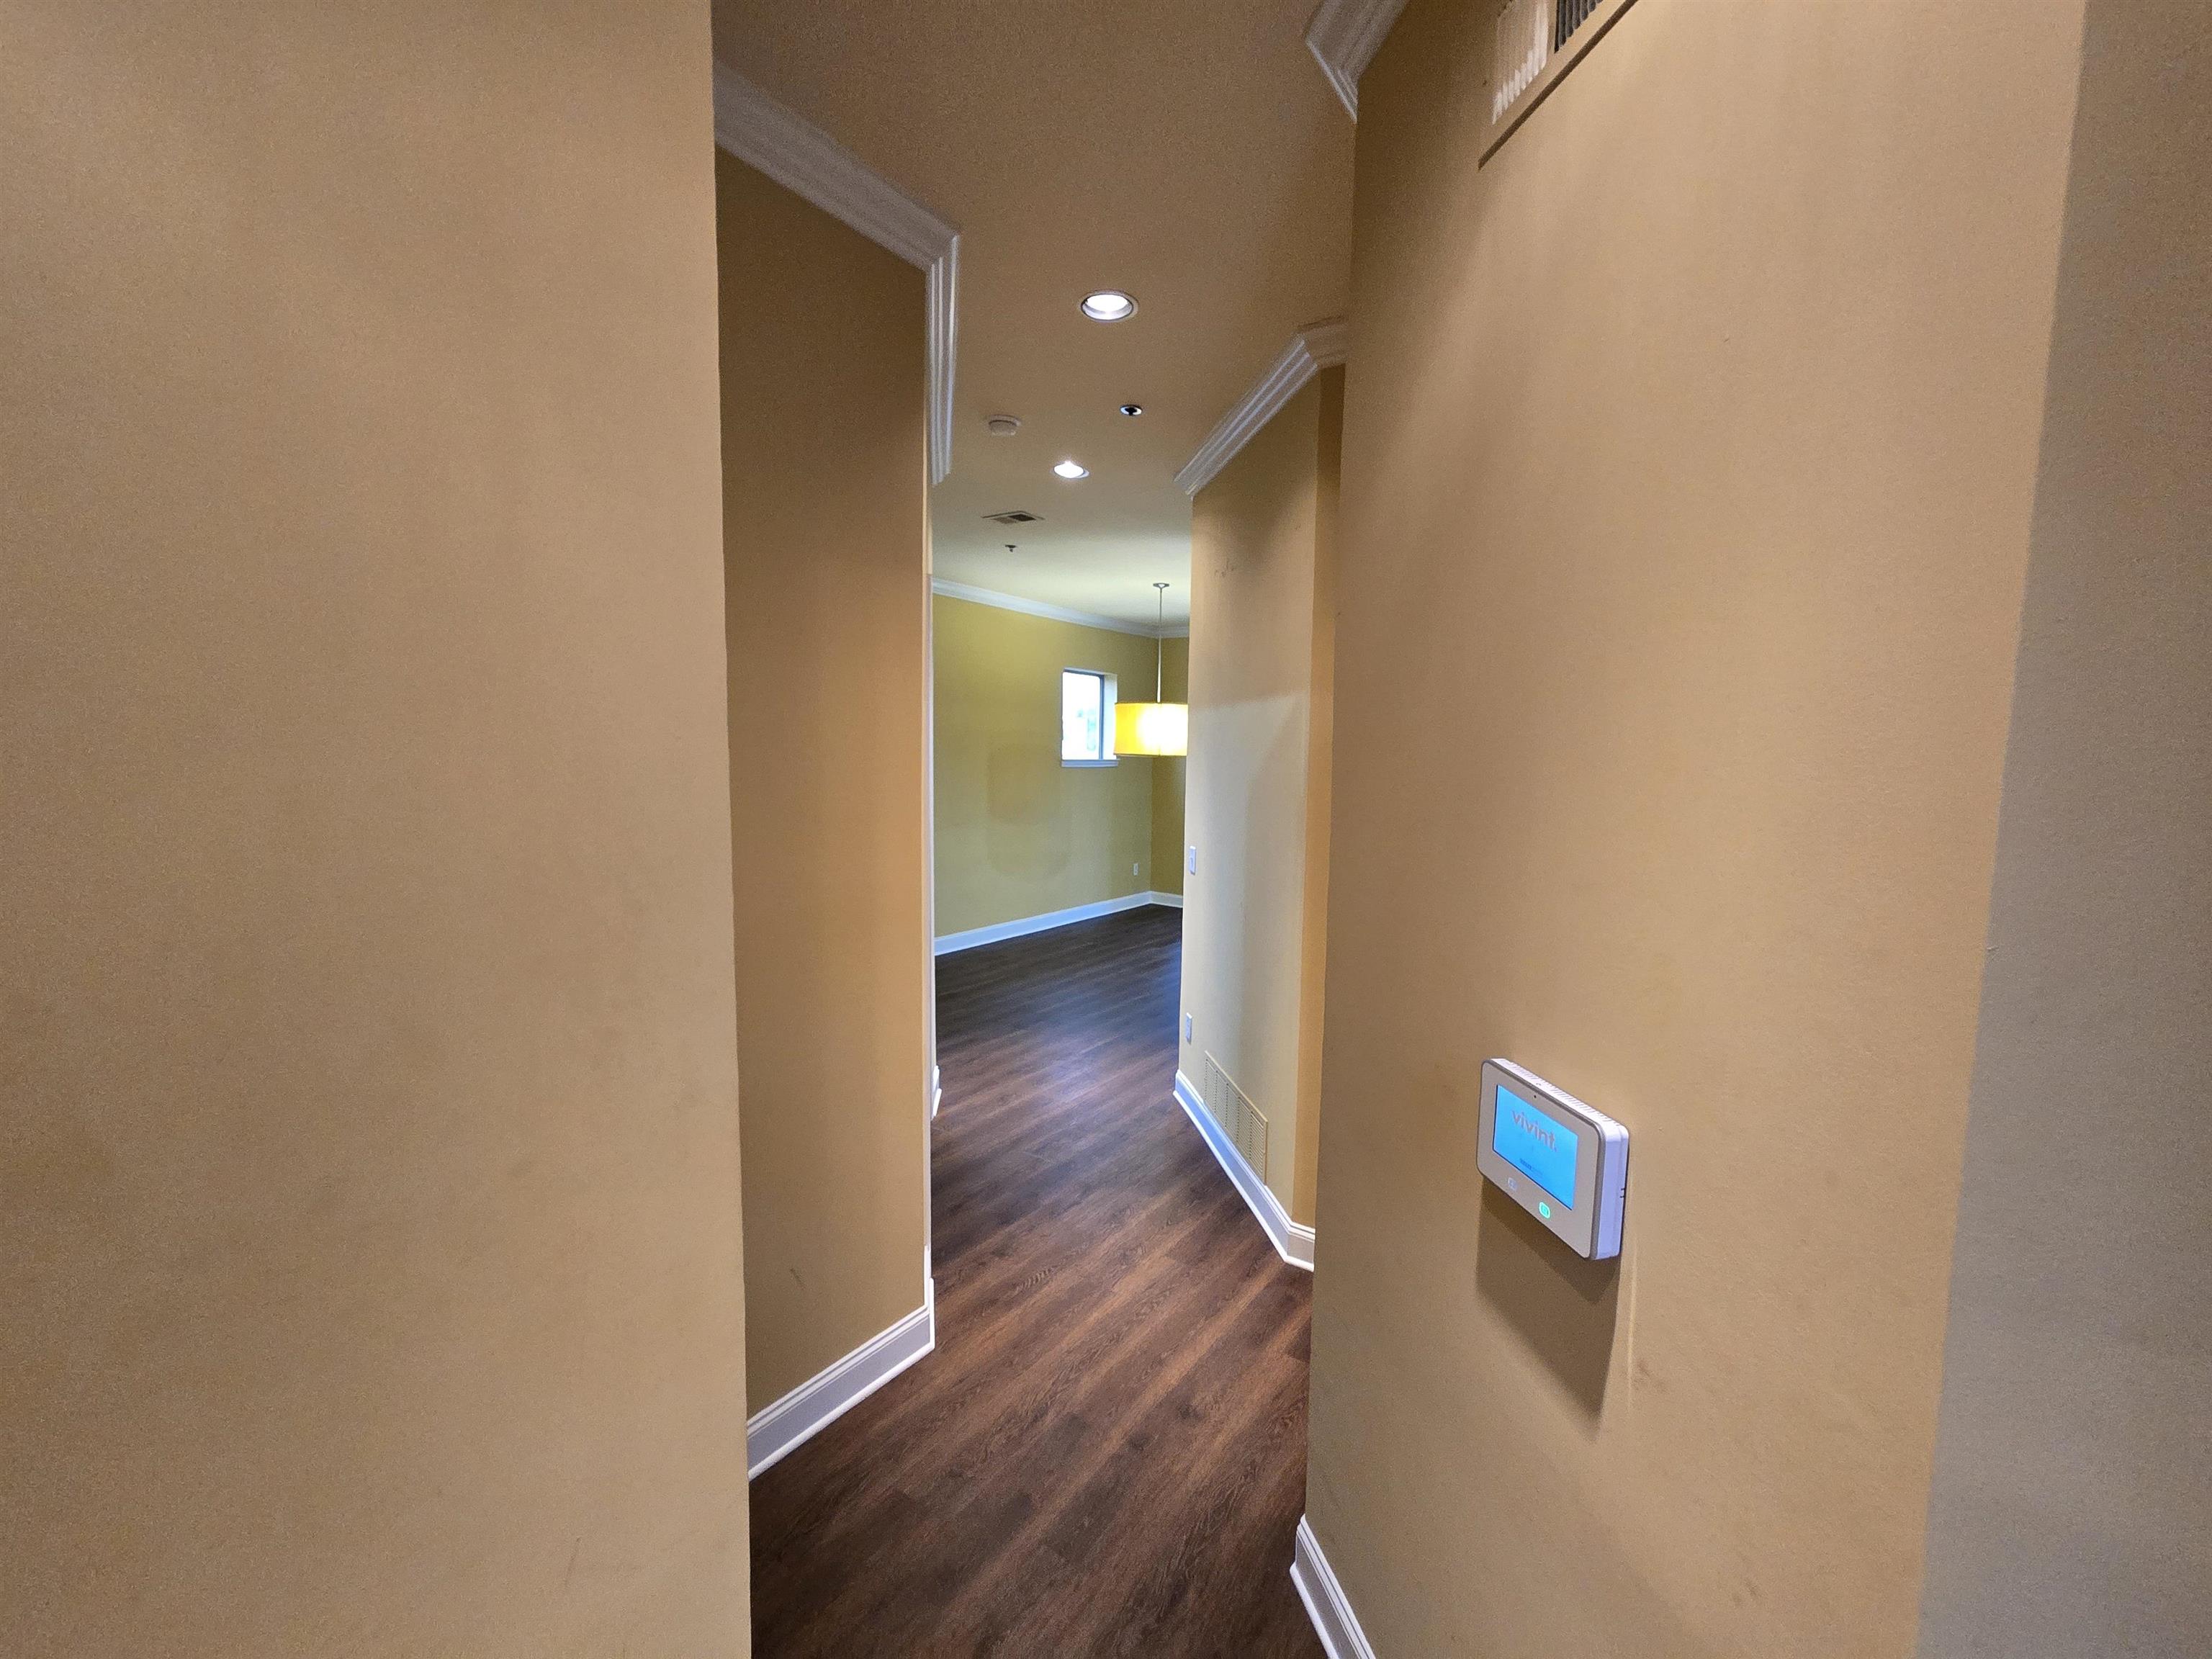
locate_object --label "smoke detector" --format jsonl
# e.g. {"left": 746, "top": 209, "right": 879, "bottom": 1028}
{"left": 985, "top": 414, "right": 1021, "bottom": 437}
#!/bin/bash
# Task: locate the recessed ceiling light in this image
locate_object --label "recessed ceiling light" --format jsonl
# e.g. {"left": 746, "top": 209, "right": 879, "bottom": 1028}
{"left": 1080, "top": 290, "right": 1137, "bottom": 322}
{"left": 1053, "top": 459, "right": 1089, "bottom": 480}
{"left": 1119, "top": 403, "right": 1144, "bottom": 417}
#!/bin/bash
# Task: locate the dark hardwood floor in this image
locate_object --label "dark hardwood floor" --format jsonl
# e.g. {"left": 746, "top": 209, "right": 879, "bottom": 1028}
{"left": 749, "top": 904, "right": 1322, "bottom": 1658}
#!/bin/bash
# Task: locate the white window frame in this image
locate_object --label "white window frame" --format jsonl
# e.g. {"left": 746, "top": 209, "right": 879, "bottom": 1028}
{"left": 1060, "top": 667, "right": 1118, "bottom": 768}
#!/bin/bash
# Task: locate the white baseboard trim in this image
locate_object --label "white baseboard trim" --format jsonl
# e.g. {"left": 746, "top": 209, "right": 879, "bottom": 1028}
{"left": 1292, "top": 1516, "right": 1379, "bottom": 1659}
{"left": 1174, "top": 1071, "right": 1316, "bottom": 1271}
{"left": 1146, "top": 890, "right": 1184, "bottom": 908}
{"left": 746, "top": 1290, "right": 935, "bottom": 1479}
{"left": 935, "top": 890, "right": 1172, "bottom": 956}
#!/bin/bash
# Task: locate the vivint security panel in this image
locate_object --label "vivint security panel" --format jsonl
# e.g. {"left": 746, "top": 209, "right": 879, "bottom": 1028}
{"left": 1476, "top": 1059, "right": 1629, "bottom": 1259}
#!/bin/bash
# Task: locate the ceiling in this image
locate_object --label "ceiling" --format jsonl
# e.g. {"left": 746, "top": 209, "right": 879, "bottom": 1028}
{"left": 711, "top": 0, "right": 1355, "bottom": 631}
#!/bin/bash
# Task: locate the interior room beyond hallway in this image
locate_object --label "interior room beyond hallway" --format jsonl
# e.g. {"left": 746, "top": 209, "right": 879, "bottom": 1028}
{"left": 932, "top": 592, "right": 1187, "bottom": 945}
{"left": 749, "top": 907, "right": 1318, "bottom": 1656}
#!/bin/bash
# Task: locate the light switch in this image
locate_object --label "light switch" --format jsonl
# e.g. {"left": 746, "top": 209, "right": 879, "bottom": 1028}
{"left": 1183, "top": 1013, "right": 1193, "bottom": 1043}
{"left": 1186, "top": 845, "right": 1197, "bottom": 874}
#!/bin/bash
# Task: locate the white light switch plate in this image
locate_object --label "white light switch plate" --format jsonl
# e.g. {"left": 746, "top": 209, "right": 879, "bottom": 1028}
{"left": 1186, "top": 845, "right": 1197, "bottom": 873}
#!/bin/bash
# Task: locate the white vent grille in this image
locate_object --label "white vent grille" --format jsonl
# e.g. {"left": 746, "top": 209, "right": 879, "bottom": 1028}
{"left": 1554, "top": 0, "right": 1602, "bottom": 48}
{"left": 1488, "top": 0, "right": 1639, "bottom": 155}
{"left": 1492, "top": 0, "right": 1550, "bottom": 123}
{"left": 1202, "top": 1054, "right": 1270, "bottom": 1184}
{"left": 1202, "top": 1053, "right": 1233, "bottom": 1135}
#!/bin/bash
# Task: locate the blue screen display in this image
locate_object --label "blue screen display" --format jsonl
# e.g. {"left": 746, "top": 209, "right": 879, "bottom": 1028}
{"left": 1492, "top": 1082, "right": 1579, "bottom": 1209}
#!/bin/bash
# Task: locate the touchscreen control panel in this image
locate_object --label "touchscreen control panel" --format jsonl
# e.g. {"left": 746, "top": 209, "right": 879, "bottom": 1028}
{"left": 1475, "top": 1059, "right": 1629, "bottom": 1259}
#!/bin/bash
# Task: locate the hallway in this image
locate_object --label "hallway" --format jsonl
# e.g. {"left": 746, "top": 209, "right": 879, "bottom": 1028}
{"left": 747, "top": 907, "right": 1321, "bottom": 1656}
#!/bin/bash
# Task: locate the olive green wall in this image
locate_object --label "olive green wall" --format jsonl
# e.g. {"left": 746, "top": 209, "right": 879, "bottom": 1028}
{"left": 717, "top": 151, "right": 934, "bottom": 1413}
{"left": 932, "top": 595, "right": 1166, "bottom": 938}
{"left": 1305, "top": 0, "right": 2087, "bottom": 1653}
{"left": 1, "top": 5, "right": 751, "bottom": 1653}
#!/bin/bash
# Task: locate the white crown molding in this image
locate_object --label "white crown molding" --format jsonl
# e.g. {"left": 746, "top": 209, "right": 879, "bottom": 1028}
{"left": 1176, "top": 319, "right": 1349, "bottom": 497}
{"left": 925, "top": 242, "right": 958, "bottom": 487}
{"left": 710, "top": 63, "right": 952, "bottom": 266}
{"left": 1304, "top": 0, "right": 1412, "bottom": 120}
{"left": 1291, "top": 1516, "right": 1381, "bottom": 1659}
{"left": 1174, "top": 1071, "right": 1316, "bottom": 1271}
{"left": 931, "top": 578, "right": 1186, "bottom": 640}
{"left": 712, "top": 62, "right": 959, "bottom": 485}
{"left": 746, "top": 1290, "right": 935, "bottom": 1478}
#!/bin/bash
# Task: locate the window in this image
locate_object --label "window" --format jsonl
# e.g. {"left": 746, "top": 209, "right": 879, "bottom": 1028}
{"left": 1061, "top": 668, "right": 1118, "bottom": 766}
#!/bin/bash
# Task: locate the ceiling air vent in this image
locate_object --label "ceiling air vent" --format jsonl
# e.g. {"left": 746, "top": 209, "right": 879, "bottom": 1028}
{"left": 983, "top": 509, "right": 1040, "bottom": 525}
{"left": 1486, "top": 0, "right": 1638, "bottom": 161}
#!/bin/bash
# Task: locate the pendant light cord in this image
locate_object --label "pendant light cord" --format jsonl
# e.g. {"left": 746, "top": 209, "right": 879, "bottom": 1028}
{"left": 1154, "top": 582, "right": 1169, "bottom": 701}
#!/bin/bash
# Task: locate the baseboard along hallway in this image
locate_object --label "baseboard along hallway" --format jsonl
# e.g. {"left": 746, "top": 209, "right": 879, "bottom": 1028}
{"left": 747, "top": 906, "right": 1321, "bottom": 1656}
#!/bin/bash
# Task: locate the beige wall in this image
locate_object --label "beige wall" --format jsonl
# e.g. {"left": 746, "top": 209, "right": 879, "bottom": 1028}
{"left": 0, "top": 7, "right": 751, "bottom": 1655}
{"left": 1148, "top": 635, "right": 1190, "bottom": 899}
{"left": 1917, "top": 4, "right": 2211, "bottom": 1653}
{"left": 1182, "top": 369, "right": 1341, "bottom": 1228}
{"left": 717, "top": 152, "right": 933, "bottom": 1411}
{"left": 1307, "top": 2, "right": 2087, "bottom": 1655}
{"left": 932, "top": 595, "right": 1161, "bottom": 937}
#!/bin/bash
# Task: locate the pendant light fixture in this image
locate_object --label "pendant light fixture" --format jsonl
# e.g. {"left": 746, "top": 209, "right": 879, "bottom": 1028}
{"left": 1114, "top": 583, "right": 1189, "bottom": 757}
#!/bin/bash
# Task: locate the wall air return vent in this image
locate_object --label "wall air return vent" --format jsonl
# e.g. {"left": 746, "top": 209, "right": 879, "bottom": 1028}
{"left": 1486, "top": 0, "right": 1638, "bottom": 161}
{"left": 1553, "top": 0, "right": 1602, "bottom": 49}
{"left": 983, "top": 509, "right": 1040, "bottom": 525}
{"left": 1203, "top": 1053, "right": 1270, "bottom": 1185}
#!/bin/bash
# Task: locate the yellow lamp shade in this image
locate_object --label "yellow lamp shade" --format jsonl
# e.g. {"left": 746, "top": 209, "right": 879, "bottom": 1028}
{"left": 1115, "top": 700, "right": 1187, "bottom": 757}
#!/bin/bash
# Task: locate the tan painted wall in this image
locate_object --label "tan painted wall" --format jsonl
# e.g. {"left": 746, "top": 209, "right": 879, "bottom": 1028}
{"left": 1305, "top": 2, "right": 2087, "bottom": 1655}
{"left": 1182, "top": 369, "right": 1341, "bottom": 1228}
{"left": 1148, "top": 635, "right": 1190, "bottom": 899}
{"left": 0, "top": 7, "right": 751, "bottom": 1655}
{"left": 932, "top": 595, "right": 1160, "bottom": 936}
{"left": 1916, "top": 4, "right": 2212, "bottom": 1652}
{"left": 1292, "top": 377, "right": 1343, "bottom": 1226}
{"left": 716, "top": 153, "right": 933, "bottom": 1410}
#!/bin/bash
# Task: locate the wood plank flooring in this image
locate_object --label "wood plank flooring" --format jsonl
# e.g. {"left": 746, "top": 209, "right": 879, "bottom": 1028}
{"left": 748, "top": 904, "right": 1322, "bottom": 1658}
